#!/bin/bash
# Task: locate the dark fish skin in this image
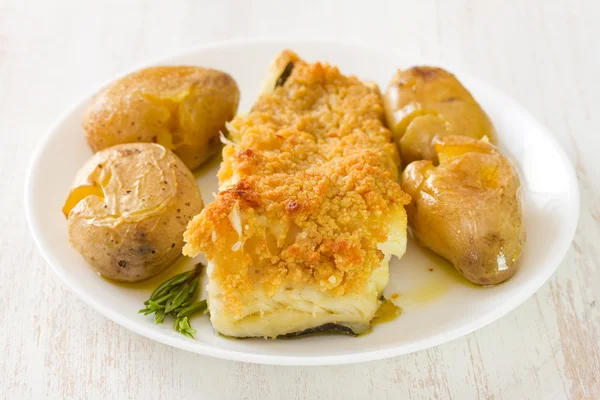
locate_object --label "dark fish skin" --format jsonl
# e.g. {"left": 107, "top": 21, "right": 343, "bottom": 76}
{"left": 279, "top": 323, "right": 358, "bottom": 338}
{"left": 274, "top": 62, "right": 294, "bottom": 88}
{"left": 216, "top": 323, "right": 364, "bottom": 340}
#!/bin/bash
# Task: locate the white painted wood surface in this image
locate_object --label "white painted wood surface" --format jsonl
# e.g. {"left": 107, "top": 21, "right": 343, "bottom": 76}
{"left": 1, "top": 0, "right": 598, "bottom": 398}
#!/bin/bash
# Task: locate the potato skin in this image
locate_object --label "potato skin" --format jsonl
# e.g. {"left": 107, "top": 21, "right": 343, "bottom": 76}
{"left": 84, "top": 66, "right": 240, "bottom": 170}
{"left": 64, "top": 143, "right": 204, "bottom": 282}
{"left": 401, "top": 136, "right": 524, "bottom": 285}
{"left": 384, "top": 66, "right": 496, "bottom": 166}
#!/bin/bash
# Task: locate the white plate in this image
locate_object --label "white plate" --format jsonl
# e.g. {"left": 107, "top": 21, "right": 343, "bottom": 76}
{"left": 25, "top": 39, "right": 579, "bottom": 366}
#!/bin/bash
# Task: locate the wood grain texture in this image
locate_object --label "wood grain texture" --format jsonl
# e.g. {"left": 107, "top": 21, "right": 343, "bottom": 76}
{"left": 1, "top": 0, "right": 598, "bottom": 398}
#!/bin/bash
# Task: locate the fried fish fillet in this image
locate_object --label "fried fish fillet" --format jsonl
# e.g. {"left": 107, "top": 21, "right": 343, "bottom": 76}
{"left": 183, "top": 50, "right": 410, "bottom": 338}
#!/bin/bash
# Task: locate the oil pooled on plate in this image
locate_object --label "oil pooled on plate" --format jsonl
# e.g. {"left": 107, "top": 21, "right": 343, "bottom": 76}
{"left": 372, "top": 298, "right": 402, "bottom": 324}
{"left": 387, "top": 238, "right": 479, "bottom": 309}
{"left": 99, "top": 255, "right": 197, "bottom": 293}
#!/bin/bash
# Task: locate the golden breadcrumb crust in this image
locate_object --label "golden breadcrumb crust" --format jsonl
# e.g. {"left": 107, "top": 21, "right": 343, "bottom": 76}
{"left": 184, "top": 50, "right": 410, "bottom": 315}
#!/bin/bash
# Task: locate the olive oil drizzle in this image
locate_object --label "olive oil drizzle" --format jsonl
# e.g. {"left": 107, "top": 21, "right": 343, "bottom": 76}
{"left": 372, "top": 298, "right": 402, "bottom": 324}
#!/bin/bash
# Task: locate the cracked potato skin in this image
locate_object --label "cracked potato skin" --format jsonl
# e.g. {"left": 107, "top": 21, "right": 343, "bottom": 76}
{"left": 63, "top": 143, "right": 204, "bottom": 282}
{"left": 83, "top": 66, "right": 240, "bottom": 170}
{"left": 401, "top": 136, "right": 524, "bottom": 285}
{"left": 384, "top": 66, "right": 496, "bottom": 166}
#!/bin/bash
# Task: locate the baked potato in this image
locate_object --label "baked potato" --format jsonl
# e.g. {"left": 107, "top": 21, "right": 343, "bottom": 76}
{"left": 384, "top": 66, "right": 496, "bottom": 166}
{"left": 63, "top": 143, "right": 204, "bottom": 282}
{"left": 401, "top": 136, "right": 524, "bottom": 285}
{"left": 83, "top": 66, "right": 240, "bottom": 170}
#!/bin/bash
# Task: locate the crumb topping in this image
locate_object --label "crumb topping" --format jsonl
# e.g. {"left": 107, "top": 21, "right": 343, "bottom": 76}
{"left": 184, "top": 51, "right": 409, "bottom": 315}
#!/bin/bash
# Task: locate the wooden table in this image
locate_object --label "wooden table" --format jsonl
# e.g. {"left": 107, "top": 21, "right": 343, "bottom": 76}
{"left": 1, "top": 0, "right": 598, "bottom": 398}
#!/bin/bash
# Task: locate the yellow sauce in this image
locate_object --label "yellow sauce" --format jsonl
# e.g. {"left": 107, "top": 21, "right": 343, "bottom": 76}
{"left": 394, "top": 279, "right": 450, "bottom": 305}
{"left": 357, "top": 298, "right": 403, "bottom": 336}
{"left": 420, "top": 246, "right": 477, "bottom": 287}
{"left": 388, "top": 242, "right": 480, "bottom": 308}
{"left": 372, "top": 298, "right": 402, "bottom": 324}
{"left": 99, "top": 255, "right": 196, "bottom": 293}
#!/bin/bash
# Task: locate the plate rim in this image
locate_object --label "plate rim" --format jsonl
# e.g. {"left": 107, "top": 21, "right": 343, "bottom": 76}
{"left": 24, "top": 37, "right": 580, "bottom": 366}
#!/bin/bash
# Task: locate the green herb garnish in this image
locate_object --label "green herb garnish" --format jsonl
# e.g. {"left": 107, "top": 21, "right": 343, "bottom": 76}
{"left": 139, "top": 263, "right": 207, "bottom": 338}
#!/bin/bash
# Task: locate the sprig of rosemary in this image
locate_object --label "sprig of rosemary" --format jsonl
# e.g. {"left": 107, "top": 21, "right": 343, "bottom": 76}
{"left": 139, "top": 263, "right": 208, "bottom": 338}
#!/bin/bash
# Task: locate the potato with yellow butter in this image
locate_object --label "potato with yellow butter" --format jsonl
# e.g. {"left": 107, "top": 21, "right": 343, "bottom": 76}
{"left": 384, "top": 66, "right": 496, "bottom": 166}
{"left": 83, "top": 66, "right": 240, "bottom": 170}
{"left": 63, "top": 143, "right": 204, "bottom": 282}
{"left": 401, "top": 136, "right": 524, "bottom": 285}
